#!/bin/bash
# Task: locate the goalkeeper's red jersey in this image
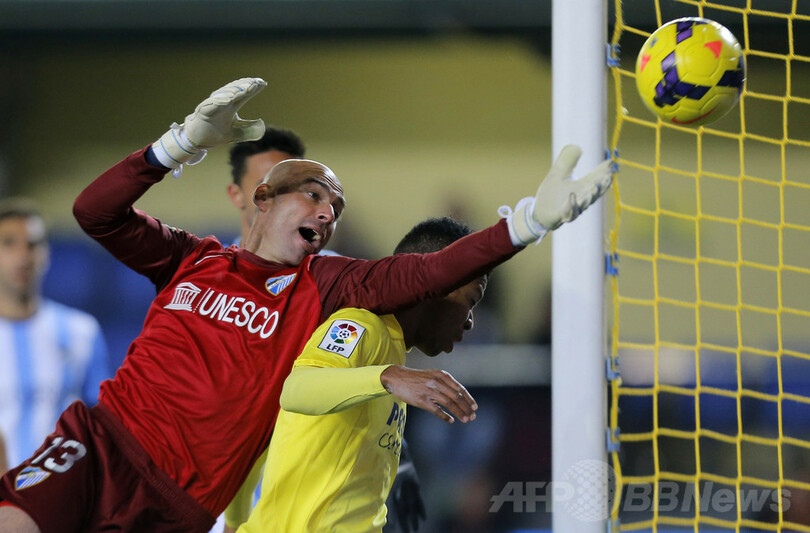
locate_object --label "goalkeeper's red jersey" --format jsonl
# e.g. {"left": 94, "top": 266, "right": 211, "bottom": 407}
{"left": 73, "top": 147, "right": 518, "bottom": 516}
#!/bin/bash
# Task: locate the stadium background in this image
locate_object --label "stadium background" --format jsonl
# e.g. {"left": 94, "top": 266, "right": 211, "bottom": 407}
{"left": 0, "top": 3, "right": 561, "bottom": 531}
{"left": 0, "top": 0, "right": 802, "bottom": 531}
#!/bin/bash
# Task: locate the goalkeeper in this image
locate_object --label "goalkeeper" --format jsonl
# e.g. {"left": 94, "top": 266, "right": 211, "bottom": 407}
{"left": 0, "top": 77, "right": 612, "bottom": 533}
{"left": 230, "top": 216, "right": 487, "bottom": 533}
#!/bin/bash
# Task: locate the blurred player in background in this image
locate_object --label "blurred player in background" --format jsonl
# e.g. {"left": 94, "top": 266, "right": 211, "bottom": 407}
{"left": 0, "top": 199, "right": 111, "bottom": 471}
{"left": 221, "top": 128, "right": 426, "bottom": 533}
{"left": 0, "top": 77, "right": 611, "bottom": 533}
{"left": 233, "top": 216, "right": 484, "bottom": 533}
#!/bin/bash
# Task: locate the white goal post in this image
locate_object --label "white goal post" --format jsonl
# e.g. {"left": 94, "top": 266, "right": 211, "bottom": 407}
{"left": 551, "top": 0, "right": 609, "bottom": 531}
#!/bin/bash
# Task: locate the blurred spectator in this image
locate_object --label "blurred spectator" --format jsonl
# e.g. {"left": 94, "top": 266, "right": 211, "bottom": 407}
{"left": 0, "top": 198, "right": 111, "bottom": 468}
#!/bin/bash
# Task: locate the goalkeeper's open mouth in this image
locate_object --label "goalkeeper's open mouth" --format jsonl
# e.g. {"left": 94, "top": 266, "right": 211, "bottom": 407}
{"left": 299, "top": 227, "right": 323, "bottom": 252}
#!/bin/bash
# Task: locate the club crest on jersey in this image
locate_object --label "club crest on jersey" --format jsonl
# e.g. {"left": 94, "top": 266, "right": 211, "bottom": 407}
{"left": 164, "top": 282, "right": 202, "bottom": 311}
{"left": 318, "top": 319, "right": 365, "bottom": 358}
{"left": 15, "top": 466, "right": 50, "bottom": 490}
{"left": 265, "top": 274, "right": 296, "bottom": 296}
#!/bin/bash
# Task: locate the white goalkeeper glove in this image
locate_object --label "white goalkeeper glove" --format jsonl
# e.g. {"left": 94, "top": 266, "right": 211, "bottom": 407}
{"left": 499, "top": 145, "right": 614, "bottom": 246}
{"left": 151, "top": 77, "right": 267, "bottom": 177}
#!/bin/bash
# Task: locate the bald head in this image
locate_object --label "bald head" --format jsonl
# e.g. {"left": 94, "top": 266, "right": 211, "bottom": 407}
{"left": 260, "top": 159, "right": 344, "bottom": 201}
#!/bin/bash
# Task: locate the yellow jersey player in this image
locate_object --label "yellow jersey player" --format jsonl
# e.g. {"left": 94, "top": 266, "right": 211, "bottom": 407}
{"left": 234, "top": 217, "right": 487, "bottom": 532}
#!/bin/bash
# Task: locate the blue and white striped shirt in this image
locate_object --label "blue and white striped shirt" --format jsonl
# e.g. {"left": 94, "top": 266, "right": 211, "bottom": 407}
{"left": 0, "top": 299, "right": 111, "bottom": 468}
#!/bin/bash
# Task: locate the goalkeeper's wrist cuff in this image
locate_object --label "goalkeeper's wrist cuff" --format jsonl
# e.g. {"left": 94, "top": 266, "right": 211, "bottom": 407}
{"left": 152, "top": 123, "right": 207, "bottom": 177}
{"left": 499, "top": 197, "right": 548, "bottom": 247}
{"left": 145, "top": 146, "right": 171, "bottom": 171}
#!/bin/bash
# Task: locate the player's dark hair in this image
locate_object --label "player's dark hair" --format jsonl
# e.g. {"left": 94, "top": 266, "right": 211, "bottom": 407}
{"left": 394, "top": 217, "right": 473, "bottom": 255}
{"left": 0, "top": 198, "right": 43, "bottom": 225}
{"left": 228, "top": 126, "right": 306, "bottom": 185}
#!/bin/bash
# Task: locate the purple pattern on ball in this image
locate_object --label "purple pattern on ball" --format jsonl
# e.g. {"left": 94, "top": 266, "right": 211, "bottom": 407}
{"left": 717, "top": 68, "right": 745, "bottom": 91}
{"left": 684, "top": 83, "right": 710, "bottom": 99}
{"left": 674, "top": 81, "right": 695, "bottom": 96}
{"left": 661, "top": 51, "right": 676, "bottom": 72}
{"left": 654, "top": 82, "right": 679, "bottom": 106}
{"left": 676, "top": 28, "right": 693, "bottom": 43}
{"left": 675, "top": 19, "right": 706, "bottom": 43}
{"left": 676, "top": 20, "right": 694, "bottom": 32}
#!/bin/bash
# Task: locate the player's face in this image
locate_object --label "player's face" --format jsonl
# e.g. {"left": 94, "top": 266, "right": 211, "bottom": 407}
{"left": 0, "top": 216, "right": 49, "bottom": 298}
{"left": 412, "top": 276, "right": 487, "bottom": 356}
{"left": 255, "top": 178, "right": 345, "bottom": 266}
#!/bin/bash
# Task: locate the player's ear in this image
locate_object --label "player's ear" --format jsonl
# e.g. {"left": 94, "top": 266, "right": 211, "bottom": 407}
{"left": 253, "top": 183, "right": 272, "bottom": 209}
{"left": 227, "top": 183, "right": 247, "bottom": 210}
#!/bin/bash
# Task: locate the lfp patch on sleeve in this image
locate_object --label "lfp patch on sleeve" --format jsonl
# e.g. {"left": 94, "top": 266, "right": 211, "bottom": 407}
{"left": 318, "top": 320, "right": 366, "bottom": 358}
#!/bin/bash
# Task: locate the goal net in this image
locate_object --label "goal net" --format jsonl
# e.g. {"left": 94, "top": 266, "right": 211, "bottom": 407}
{"left": 609, "top": 0, "right": 810, "bottom": 530}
